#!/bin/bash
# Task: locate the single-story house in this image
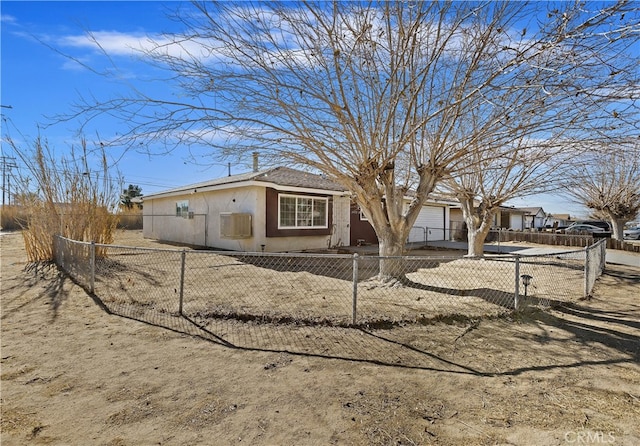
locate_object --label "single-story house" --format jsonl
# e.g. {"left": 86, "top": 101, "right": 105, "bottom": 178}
{"left": 521, "top": 207, "right": 547, "bottom": 230}
{"left": 545, "top": 213, "right": 574, "bottom": 229}
{"left": 142, "top": 167, "right": 351, "bottom": 252}
{"left": 449, "top": 205, "right": 526, "bottom": 232}
{"left": 350, "top": 195, "right": 457, "bottom": 245}
{"left": 494, "top": 206, "right": 526, "bottom": 230}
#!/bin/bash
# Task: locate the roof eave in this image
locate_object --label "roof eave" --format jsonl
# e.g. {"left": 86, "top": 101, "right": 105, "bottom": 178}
{"left": 144, "top": 180, "right": 350, "bottom": 200}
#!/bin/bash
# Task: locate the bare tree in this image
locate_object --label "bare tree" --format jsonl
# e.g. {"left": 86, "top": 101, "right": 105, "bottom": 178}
{"left": 61, "top": 1, "right": 639, "bottom": 277}
{"left": 564, "top": 140, "right": 640, "bottom": 241}
{"left": 434, "top": 0, "right": 640, "bottom": 256}
{"left": 443, "top": 138, "right": 574, "bottom": 256}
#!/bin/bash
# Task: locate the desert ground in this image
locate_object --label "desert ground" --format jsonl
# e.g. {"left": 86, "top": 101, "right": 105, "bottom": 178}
{"left": 1, "top": 229, "right": 639, "bottom": 445}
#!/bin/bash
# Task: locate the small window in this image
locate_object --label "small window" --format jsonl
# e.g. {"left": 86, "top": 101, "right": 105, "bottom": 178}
{"left": 176, "top": 200, "right": 189, "bottom": 218}
{"left": 278, "top": 194, "right": 328, "bottom": 229}
{"left": 359, "top": 209, "right": 369, "bottom": 221}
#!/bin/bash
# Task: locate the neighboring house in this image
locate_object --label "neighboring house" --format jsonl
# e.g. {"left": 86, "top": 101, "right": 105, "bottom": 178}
{"left": 448, "top": 205, "right": 526, "bottom": 232}
{"left": 521, "top": 207, "right": 547, "bottom": 230}
{"left": 448, "top": 204, "right": 466, "bottom": 241}
{"left": 350, "top": 195, "right": 457, "bottom": 245}
{"left": 545, "top": 213, "right": 573, "bottom": 229}
{"left": 142, "top": 167, "right": 351, "bottom": 252}
{"left": 493, "top": 206, "right": 526, "bottom": 230}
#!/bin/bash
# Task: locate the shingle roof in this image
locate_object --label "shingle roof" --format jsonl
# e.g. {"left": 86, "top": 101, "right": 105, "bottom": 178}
{"left": 498, "top": 205, "right": 526, "bottom": 213}
{"left": 145, "top": 166, "right": 347, "bottom": 199}
{"left": 252, "top": 167, "right": 346, "bottom": 190}
{"left": 520, "top": 207, "right": 545, "bottom": 214}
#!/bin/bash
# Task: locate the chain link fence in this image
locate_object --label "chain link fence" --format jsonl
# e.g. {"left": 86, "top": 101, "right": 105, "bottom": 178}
{"left": 53, "top": 236, "right": 606, "bottom": 327}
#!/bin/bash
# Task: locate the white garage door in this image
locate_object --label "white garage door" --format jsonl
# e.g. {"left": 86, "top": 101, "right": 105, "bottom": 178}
{"left": 509, "top": 213, "right": 523, "bottom": 231}
{"left": 408, "top": 205, "right": 445, "bottom": 243}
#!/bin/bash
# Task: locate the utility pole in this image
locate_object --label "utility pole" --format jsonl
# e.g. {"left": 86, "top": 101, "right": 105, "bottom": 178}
{"left": 1, "top": 104, "right": 17, "bottom": 206}
{"left": 1, "top": 156, "right": 18, "bottom": 206}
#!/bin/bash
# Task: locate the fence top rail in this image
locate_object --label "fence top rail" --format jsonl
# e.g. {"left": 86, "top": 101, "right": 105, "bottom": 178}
{"left": 506, "top": 249, "right": 586, "bottom": 259}
{"left": 491, "top": 229, "right": 594, "bottom": 237}
{"left": 197, "top": 250, "right": 355, "bottom": 260}
{"left": 56, "top": 235, "right": 603, "bottom": 261}
{"left": 55, "top": 235, "right": 188, "bottom": 254}
{"left": 55, "top": 235, "right": 92, "bottom": 246}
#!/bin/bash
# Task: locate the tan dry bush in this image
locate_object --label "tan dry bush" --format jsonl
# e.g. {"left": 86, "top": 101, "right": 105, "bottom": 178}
{"left": 116, "top": 209, "right": 143, "bottom": 230}
{"left": 0, "top": 205, "right": 28, "bottom": 231}
{"left": 7, "top": 136, "right": 120, "bottom": 262}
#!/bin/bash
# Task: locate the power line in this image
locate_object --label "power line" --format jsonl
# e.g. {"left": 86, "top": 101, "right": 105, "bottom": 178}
{"left": 10, "top": 160, "right": 183, "bottom": 192}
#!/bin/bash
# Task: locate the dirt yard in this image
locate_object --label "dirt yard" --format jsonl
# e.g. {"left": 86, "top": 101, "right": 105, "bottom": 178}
{"left": 1, "top": 230, "right": 639, "bottom": 445}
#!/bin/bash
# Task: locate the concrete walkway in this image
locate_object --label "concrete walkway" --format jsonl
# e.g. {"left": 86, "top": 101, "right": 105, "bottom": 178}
{"left": 424, "top": 240, "right": 640, "bottom": 268}
{"left": 344, "top": 239, "right": 639, "bottom": 268}
{"left": 605, "top": 249, "right": 640, "bottom": 267}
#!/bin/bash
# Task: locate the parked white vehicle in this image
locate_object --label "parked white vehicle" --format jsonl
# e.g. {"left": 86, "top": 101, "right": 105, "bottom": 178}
{"left": 564, "top": 223, "right": 609, "bottom": 236}
{"left": 623, "top": 227, "right": 640, "bottom": 240}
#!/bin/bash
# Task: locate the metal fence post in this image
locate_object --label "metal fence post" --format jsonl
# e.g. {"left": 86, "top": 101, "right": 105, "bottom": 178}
{"left": 584, "top": 244, "right": 591, "bottom": 298}
{"left": 514, "top": 255, "right": 520, "bottom": 310}
{"left": 179, "top": 249, "right": 186, "bottom": 316}
{"left": 89, "top": 241, "right": 95, "bottom": 294}
{"left": 352, "top": 253, "right": 359, "bottom": 325}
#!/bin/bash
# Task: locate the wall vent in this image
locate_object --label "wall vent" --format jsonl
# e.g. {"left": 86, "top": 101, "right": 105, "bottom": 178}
{"left": 220, "top": 213, "right": 252, "bottom": 239}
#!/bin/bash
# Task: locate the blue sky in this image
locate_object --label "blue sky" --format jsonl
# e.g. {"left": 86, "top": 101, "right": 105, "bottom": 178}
{"left": 1, "top": 1, "right": 589, "bottom": 216}
{"left": 1, "top": 1, "right": 236, "bottom": 193}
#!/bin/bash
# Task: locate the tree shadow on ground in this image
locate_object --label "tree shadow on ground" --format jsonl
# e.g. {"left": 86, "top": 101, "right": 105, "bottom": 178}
{"left": 34, "top": 255, "right": 639, "bottom": 377}
{"left": 90, "top": 288, "right": 637, "bottom": 378}
{"left": 1, "top": 262, "right": 70, "bottom": 322}
{"left": 396, "top": 277, "right": 517, "bottom": 310}
{"left": 600, "top": 267, "right": 640, "bottom": 283}
{"left": 548, "top": 303, "right": 639, "bottom": 361}
{"left": 230, "top": 253, "right": 461, "bottom": 282}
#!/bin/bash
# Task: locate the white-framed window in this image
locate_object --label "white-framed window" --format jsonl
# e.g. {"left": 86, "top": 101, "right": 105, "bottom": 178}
{"left": 176, "top": 200, "right": 190, "bottom": 218}
{"left": 359, "top": 209, "right": 369, "bottom": 221}
{"left": 278, "top": 194, "right": 328, "bottom": 229}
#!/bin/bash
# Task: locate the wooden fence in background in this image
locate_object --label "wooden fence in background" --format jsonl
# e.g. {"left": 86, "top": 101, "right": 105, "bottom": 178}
{"left": 498, "top": 230, "right": 640, "bottom": 253}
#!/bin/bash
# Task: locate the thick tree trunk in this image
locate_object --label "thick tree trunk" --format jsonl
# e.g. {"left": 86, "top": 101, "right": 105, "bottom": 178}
{"left": 602, "top": 211, "right": 628, "bottom": 241}
{"left": 466, "top": 228, "right": 484, "bottom": 257}
{"left": 465, "top": 223, "right": 493, "bottom": 257}
{"left": 377, "top": 229, "right": 408, "bottom": 281}
{"left": 611, "top": 218, "right": 625, "bottom": 241}
{"left": 458, "top": 196, "right": 496, "bottom": 257}
{"left": 351, "top": 171, "right": 438, "bottom": 282}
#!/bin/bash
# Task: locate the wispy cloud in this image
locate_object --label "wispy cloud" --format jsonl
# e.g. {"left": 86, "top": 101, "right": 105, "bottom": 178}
{"left": 1, "top": 14, "right": 17, "bottom": 24}
{"left": 55, "top": 30, "right": 215, "bottom": 65}
{"left": 58, "top": 30, "right": 151, "bottom": 56}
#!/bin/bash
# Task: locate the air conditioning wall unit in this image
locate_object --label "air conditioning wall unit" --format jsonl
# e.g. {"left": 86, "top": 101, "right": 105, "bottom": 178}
{"left": 220, "top": 213, "right": 252, "bottom": 239}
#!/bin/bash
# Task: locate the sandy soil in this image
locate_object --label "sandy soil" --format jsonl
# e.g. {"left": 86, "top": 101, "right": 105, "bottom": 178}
{"left": 1, "top": 229, "right": 639, "bottom": 445}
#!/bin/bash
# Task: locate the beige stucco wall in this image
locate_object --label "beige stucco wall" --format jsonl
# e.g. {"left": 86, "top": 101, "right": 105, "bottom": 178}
{"left": 143, "top": 187, "right": 351, "bottom": 252}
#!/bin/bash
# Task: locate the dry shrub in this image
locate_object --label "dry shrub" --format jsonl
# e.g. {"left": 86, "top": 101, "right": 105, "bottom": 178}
{"left": 7, "top": 136, "right": 120, "bottom": 262}
{"left": 0, "top": 205, "right": 28, "bottom": 231}
{"left": 117, "top": 209, "right": 143, "bottom": 229}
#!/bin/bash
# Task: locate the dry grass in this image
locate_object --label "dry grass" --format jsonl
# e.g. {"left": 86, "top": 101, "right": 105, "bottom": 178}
{"left": 116, "top": 210, "right": 143, "bottom": 230}
{"left": 5, "top": 136, "right": 120, "bottom": 261}
{"left": 0, "top": 205, "right": 28, "bottom": 230}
